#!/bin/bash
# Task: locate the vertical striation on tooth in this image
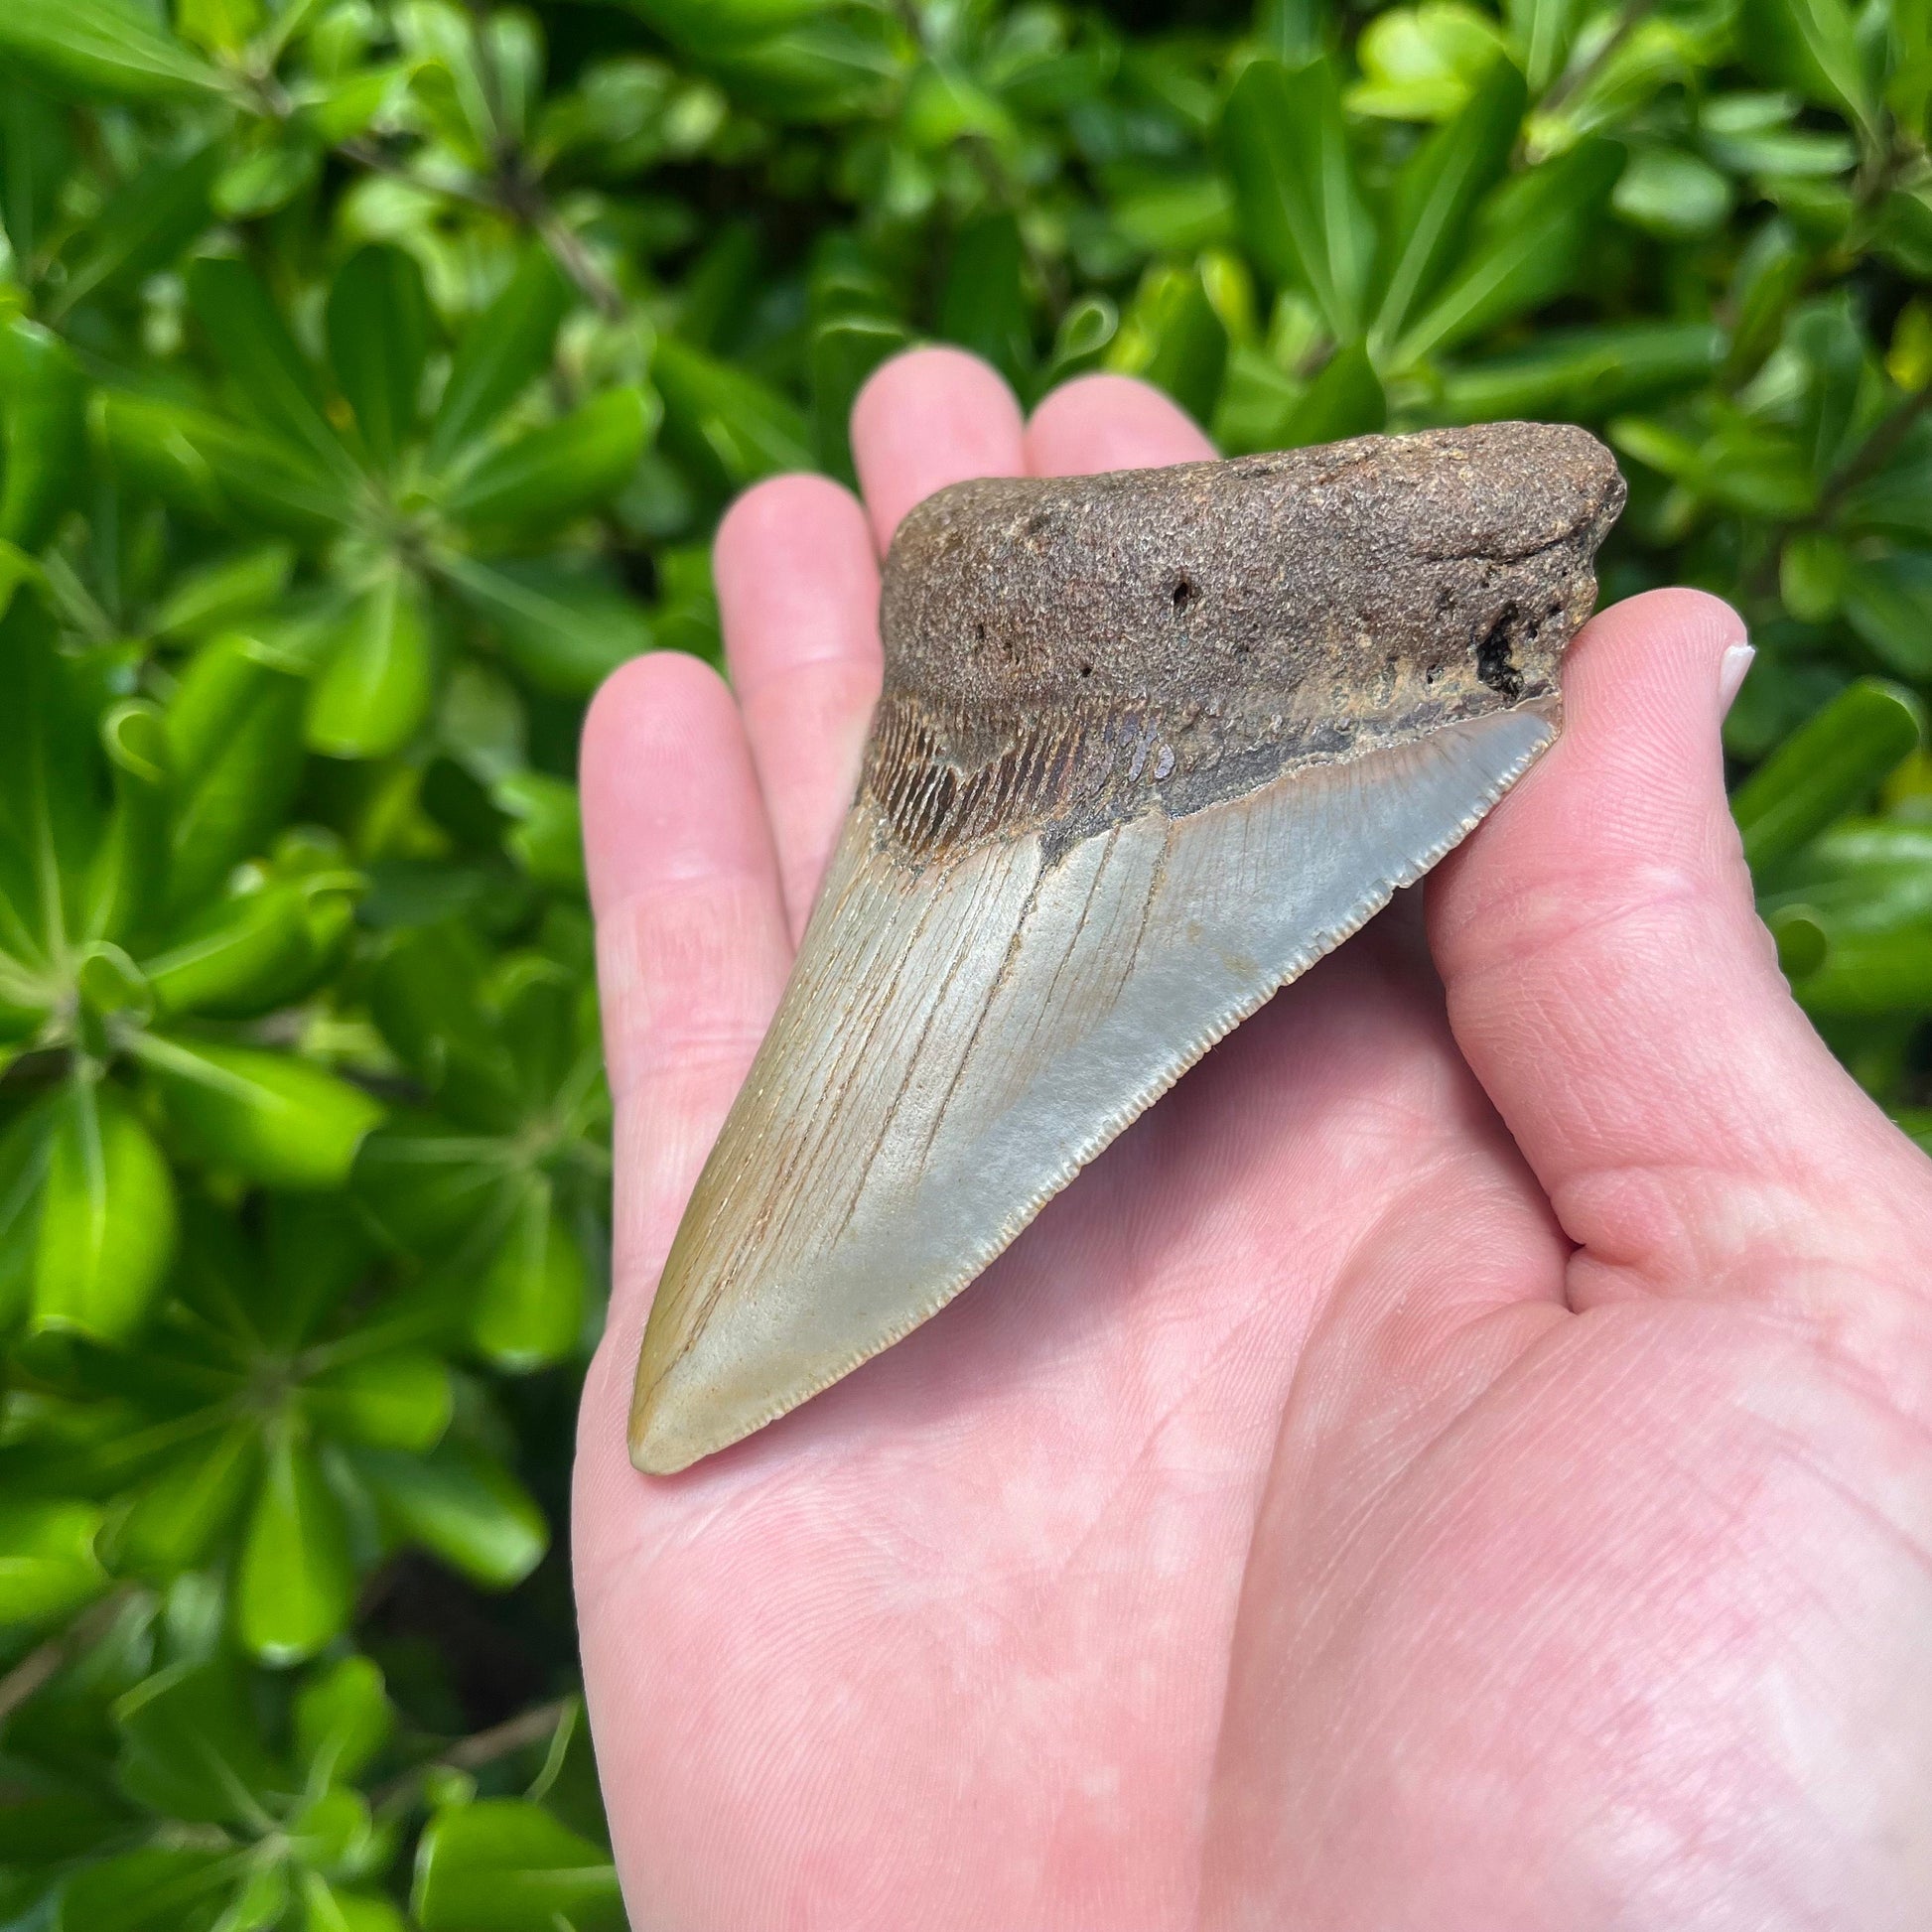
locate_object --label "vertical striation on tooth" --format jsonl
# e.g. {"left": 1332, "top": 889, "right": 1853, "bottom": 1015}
{"left": 629, "top": 422, "right": 1625, "bottom": 1473}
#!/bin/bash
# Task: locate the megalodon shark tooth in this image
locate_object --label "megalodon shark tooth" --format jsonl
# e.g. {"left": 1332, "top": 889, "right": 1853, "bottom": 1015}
{"left": 629, "top": 422, "right": 1625, "bottom": 1473}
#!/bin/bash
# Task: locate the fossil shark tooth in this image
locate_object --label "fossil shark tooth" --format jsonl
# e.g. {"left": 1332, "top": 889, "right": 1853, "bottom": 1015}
{"left": 629, "top": 422, "right": 1625, "bottom": 1473}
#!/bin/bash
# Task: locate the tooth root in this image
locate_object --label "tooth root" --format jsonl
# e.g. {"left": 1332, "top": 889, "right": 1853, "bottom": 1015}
{"left": 629, "top": 703, "right": 1556, "bottom": 1474}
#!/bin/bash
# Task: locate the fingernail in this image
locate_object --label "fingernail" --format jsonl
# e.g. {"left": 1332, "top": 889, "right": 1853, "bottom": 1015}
{"left": 1718, "top": 641, "right": 1755, "bottom": 716}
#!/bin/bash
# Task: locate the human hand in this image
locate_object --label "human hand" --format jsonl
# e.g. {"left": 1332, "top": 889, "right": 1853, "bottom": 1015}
{"left": 573, "top": 349, "right": 1932, "bottom": 1930}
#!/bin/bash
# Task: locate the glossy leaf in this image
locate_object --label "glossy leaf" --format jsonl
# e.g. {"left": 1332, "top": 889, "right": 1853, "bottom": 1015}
{"left": 652, "top": 336, "right": 815, "bottom": 493}
{"left": 187, "top": 257, "right": 355, "bottom": 485}
{"left": 426, "top": 251, "right": 573, "bottom": 473}
{"left": 443, "top": 387, "right": 650, "bottom": 533}
{"left": 0, "top": 0, "right": 226, "bottom": 99}
{"left": 1740, "top": 0, "right": 1877, "bottom": 133}
{"left": 115, "top": 1657, "right": 286, "bottom": 1824}
{"left": 307, "top": 1350, "right": 454, "bottom": 1452}
{"left": 354, "top": 1442, "right": 547, "bottom": 1587}
{"left": 0, "top": 1497, "right": 106, "bottom": 1623}
{"left": 939, "top": 209, "right": 1032, "bottom": 383}
{"left": 411, "top": 1799, "right": 621, "bottom": 1932}
{"left": 472, "top": 1176, "right": 585, "bottom": 1369}
{"left": 1370, "top": 56, "right": 1525, "bottom": 350}
{"left": 165, "top": 636, "right": 309, "bottom": 911}
{"left": 441, "top": 555, "right": 651, "bottom": 696}
{"left": 134, "top": 1035, "right": 384, "bottom": 1190}
{"left": 1220, "top": 55, "right": 1375, "bottom": 341}
{"left": 1283, "top": 341, "right": 1386, "bottom": 445}
{"left": 295, "top": 1655, "right": 394, "bottom": 1790}
{"left": 811, "top": 312, "right": 911, "bottom": 483}
{"left": 33, "top": 1077, "right": 178, "bottom": 1343}
{"left": 53, "top": 1848, "right": 233, "bottom": 1932}
{"left": 1732, "top": 679, "right": 1923, "bottom": 872}
{"left": 0, "top": 318, "right": 86, "bottom": 549}
{"left": 308, "top": 569, "right": 435, "bottom": 759}
{"left": 1393, "top": 137, "right": 1623, "bottom": 365}
{"left": 118, "top": 1424, "right": 260, "bottom": 1576}
{"left": 326, "top": 245, "right": 430, "bottom": 475}
{"left": 237, "top": 1430, "right": 355, "bottom": 1664}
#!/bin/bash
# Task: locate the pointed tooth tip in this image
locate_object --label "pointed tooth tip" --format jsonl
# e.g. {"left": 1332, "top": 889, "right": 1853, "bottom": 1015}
{"left": 627, "top": 1393, "right": 710, "bottom": 1476}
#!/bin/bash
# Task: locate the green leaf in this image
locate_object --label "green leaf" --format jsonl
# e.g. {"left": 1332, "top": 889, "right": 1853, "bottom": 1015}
{"left": 118, "top": 1425, "right": 260, "bottom": 1576}
{"left": 115, "top": 1657, "right": 286, "bottom": 1825}
{"left": 85, "top": 700, "right": 172, "bottom": 947}
{"left": 1039, "top": 295, "right": 1119, "bottom": 392}
{"left": 1436, "top": 321, "right": 1725, "bottom": 421}
{"left": 165, "top": 635, "right": 309, "bottom": 911}
{"left": 1370, "top": 56, "right": 1525, "bottom": 351}
{"left": 55, "top": 143, "right": 220, "bottom": 317}
{"left": 327, "top": 244, "right": 430, "bottom": 472}
{"left": 810, "top": 311, "right": 911, "bottom": 483}
{"left": 0, "top": 318, "right": 86, "bottom": 550}
{"left": 939, "top": 209, "right": 1031, "bottom": 384}
{"left": 33, "top": 1076, "right": 178, "bottom": 1343}
{"left": 295, "top": 1655, "right": 394, "bottom": 1789}
{"left": 441, "top": 555, "right": 651, "bottom": 697}
{"left": 471, "top": 1177, "right": 585, "bottom": 1370}
{"left": 54, "top": 1848, "right": 233, "bottom": 1932}
{"left": 411, "top": 1800, "right": 621, "bottom": 1932}
{"left": 153, "top": 542, "right": 297, "bottom": 642}
{"left": 134, "top": 1034, "right": 383, "bottom": 1190}
{"left": 237, "top": 1430, "right": 355, "bottom": 1665}
{"left": 301, "top": 1876, "right": 410, "bottom": 1932}
{"left": 652, "top": 336, "right": 813, "bottom": 493}
{"left": 1613, "top": 147, "right": 1732, "bottom": 238}
{"left": 1282, "top": 341, "right": 1385, "bottom": 445}
{"left": 94, "top": 390, "right": 351, "bottom": 538}
{"left": 443, "top": 387, "right": 650, "bottom": 533}
{"left": 1733, "top": 678, "right": 1923, "bottom": 871}
{"left": 1114, "top": 262, "right": 1228, "bottom": 427}
{"left": 307, "top": 1349, "right": 453, "bottom": 1452}
{"left": 353, "top": 1441, "right": 547, "bottom": 1587}
{"left": 1739, "top": 0, "right": 1877, "bottom": 135}
{"left": 0, "top": 0, "right": 227, "bottom": 100}
{"left": 1793, "top": 918, "right": 1932, "bottom": 1016}
{"left": 187, "top": 256, "right": 355, "bottom": 485}
{"left": 1220, "top": 55, "right": 1375, "bottom": 341}
{"left": 492, "top": 771, "right": 585, "bottom": 889}
{"left": 1506, "top": 0, "right": 1586, "bottom": 90}
{"left": 1347, "top": 3, "right": 1510, "bottom": 121}
{"left": 1841, "top": 553, "right": 1932, "bottom": 679}
{"left": 307, "top": 568, "right": 435, "bottom": 759}
{"left": 1393, "top": 137, "right": 1623, "bottom": 366}
{"left": 0, "top": 1497, "right": 106, "bottom": 1624}
{"left": 145, "top": 875, "right": 350, "bottom": 1020}
{"left": 426, "top": 251, "right": 573, "bottom": 474}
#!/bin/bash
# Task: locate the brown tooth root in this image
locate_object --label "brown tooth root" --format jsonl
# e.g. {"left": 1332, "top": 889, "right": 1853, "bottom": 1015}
{"left": 629, "top": 422, "right": 1626, "bottom": 1474}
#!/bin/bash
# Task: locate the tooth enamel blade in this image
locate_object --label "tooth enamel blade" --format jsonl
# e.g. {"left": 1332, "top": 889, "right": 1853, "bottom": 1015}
{"left": 630, "top": 422, "right": 1626, "bottom": 1471}
{"left": 630, "top": 705, "right": 1556, "bottom": 1472}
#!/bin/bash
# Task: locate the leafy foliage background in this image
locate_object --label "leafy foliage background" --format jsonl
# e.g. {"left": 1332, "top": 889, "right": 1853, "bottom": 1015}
{"left": 0, "top": 0, "right": 1928, "bottom": 1921}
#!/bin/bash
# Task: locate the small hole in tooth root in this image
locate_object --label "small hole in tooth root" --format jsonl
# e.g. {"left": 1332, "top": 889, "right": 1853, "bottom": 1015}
{"left": 1475, "top": 606, "right": 1524, "bottom": 700}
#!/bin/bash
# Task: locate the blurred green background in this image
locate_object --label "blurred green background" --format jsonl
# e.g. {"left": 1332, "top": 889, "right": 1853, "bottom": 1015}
{"left": 0, "top": 0, "right": 1928, "bottom": 1923}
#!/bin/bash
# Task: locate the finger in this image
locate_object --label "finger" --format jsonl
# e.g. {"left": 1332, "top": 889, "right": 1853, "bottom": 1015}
{"left": 715, "top": 474, "right": 883, "bottom": 939}
{"left": 1429, "top": 588, "right": 1932, "bottom": 1311}
{"left": 850, "top": 345, "right": 1026, "bottom": 549}
{"left": 579, "top": 651, "right": 791, "bottom": 1355}
{"left": 1024, "top": 372, "right": 1216, "bottom": 476}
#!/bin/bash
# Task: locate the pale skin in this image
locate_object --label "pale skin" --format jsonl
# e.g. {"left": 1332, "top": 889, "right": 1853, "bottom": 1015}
{"left": 572, "top": 349, "right": 1932, "bottom": 1930}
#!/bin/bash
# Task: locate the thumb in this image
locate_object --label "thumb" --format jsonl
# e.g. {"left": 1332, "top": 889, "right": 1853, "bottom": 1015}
{"left": 1428, "top": 588, "right": 1932, "bottom": 1306}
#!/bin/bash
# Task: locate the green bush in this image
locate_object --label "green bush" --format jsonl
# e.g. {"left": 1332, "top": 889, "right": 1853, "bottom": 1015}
{"left": 0, "top": 0, "right": 1927, "bottom": 1920}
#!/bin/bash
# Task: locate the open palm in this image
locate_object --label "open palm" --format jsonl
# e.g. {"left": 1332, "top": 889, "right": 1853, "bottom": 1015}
{"left": 573, "top": 351, "right": 1932, "bottom": 1930}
